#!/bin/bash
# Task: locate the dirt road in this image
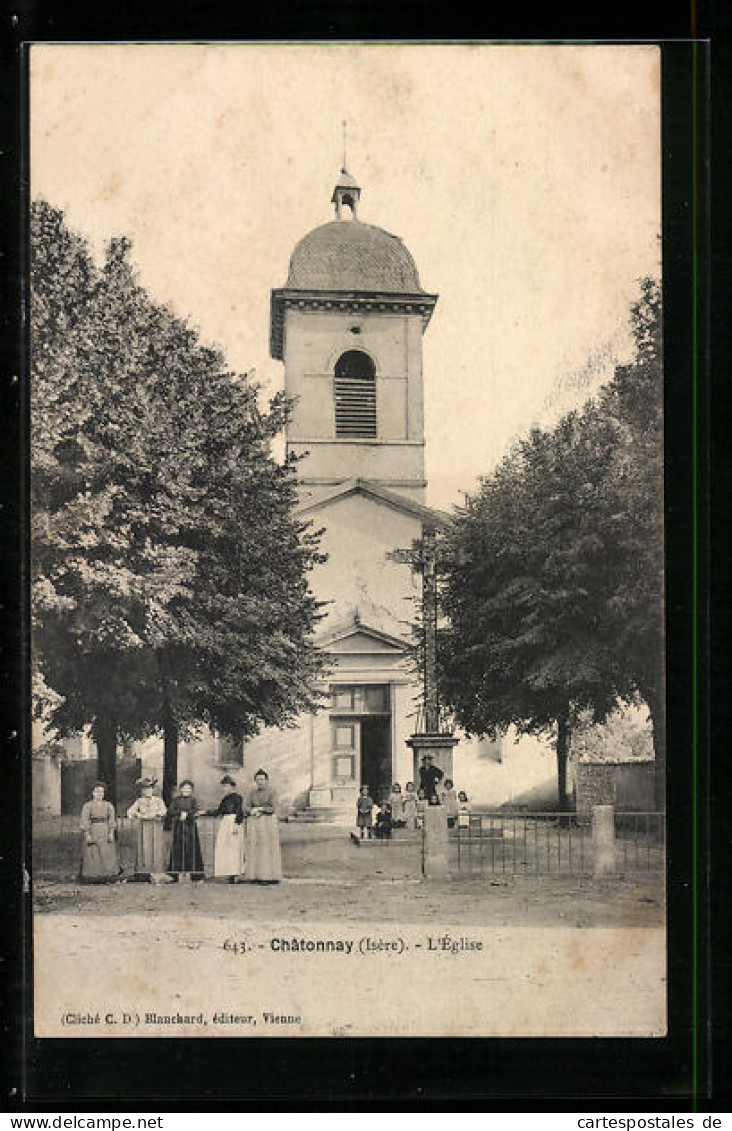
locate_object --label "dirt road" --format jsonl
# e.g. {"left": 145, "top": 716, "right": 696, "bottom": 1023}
{"left": 32, "top": 820, "right": 666, "bottom": 1038}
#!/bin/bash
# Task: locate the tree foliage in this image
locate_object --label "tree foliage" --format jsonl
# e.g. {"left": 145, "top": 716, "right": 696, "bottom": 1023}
{"left": 595, "top": 278, "right": 664, "bottom": 751}
{"left": 31, "top": 200, "right": 325, "bottom": 797}
{"left": 436, "top": 279, "right": 663, "bottom": 806}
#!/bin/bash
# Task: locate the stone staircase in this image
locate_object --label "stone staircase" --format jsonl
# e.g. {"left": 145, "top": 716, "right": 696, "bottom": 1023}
{"left": 285, "top": 804, "right": 353, "bottom": 825}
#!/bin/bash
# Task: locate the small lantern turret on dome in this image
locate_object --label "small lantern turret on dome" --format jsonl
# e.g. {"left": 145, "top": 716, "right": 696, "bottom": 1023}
{"left": 332, "top": 168, "right": 361, "bottom": 220}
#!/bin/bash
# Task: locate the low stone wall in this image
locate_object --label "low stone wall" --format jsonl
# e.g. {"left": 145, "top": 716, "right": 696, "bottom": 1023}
{"left": 575, "top": 761, "right": 655, "bottom": 823}
{"left": 32, "top": 756, "right": 61, "bottom": 815}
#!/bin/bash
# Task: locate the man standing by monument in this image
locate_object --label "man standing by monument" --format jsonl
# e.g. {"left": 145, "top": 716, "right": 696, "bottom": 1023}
{"left": 418, "top": 754, "right": 444, "bottom": 803}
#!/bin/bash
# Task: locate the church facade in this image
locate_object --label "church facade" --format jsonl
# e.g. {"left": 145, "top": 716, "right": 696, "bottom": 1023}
{"left": 229, "top": 171, "right": 560, "bottom": 816}
{"left": 238, "top": 168, "right": 448, "bottom": 815}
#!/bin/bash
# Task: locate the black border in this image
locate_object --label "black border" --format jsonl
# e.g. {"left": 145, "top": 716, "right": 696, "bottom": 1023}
{"left": 0, "top": 3, "right": 705, "bottom": 43}
{"left": 707, "top": 2, "right": 732, "bottom": 1110}
{"left": 1, "top": 6, "right": 719, "bottom": 1111}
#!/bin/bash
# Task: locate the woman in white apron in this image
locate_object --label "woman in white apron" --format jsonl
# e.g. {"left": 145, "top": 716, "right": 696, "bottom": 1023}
{"left": 210, "top": 776, "right": 246, "bottom": 883}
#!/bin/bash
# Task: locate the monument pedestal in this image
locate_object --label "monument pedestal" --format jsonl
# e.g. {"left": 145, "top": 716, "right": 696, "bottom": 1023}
{"left": 406, "top": 732, "right": 459, "bottom": 785}
{"left": 422, "top": 804, "right": 450, "bottom": 878}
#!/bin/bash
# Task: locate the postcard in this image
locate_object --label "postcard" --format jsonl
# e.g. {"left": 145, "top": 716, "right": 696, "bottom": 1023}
{"left": 30, "top": 42, "right": 665, "bottom": 1039}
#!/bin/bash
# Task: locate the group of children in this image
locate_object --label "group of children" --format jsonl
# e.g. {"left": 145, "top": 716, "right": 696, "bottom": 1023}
{"left": 355, "top": 778, "right": 471, "bottom": 840}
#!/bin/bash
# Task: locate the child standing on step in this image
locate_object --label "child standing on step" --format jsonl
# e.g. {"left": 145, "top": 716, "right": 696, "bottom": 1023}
{"left": 356, "top": 785, "right": 374, "bottom": 839}
{"left": 388, "top": 782, "right": 404, "bottom": 828}
{"left": 457, "top": 790, "right": 472, "bottom": 830}
{"left": 403, "top": 781, "right": 418, "bottom": 830}
{"left": 374, "top": 801, "right": 393, "bottom": 840}
{"left": 439, "top": 778, "right": 459, "bottom": 828}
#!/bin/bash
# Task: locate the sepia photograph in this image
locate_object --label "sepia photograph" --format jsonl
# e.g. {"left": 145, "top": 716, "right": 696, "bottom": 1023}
{"left": 29, "top": 42, "right": 665, "bottom": 1038}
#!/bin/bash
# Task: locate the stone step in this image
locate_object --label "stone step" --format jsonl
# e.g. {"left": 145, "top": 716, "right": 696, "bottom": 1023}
{"left": 287, "top": 806, "right": 352, "bottom": 824}
{"left": 286, "top": 815, "right": 331, "bottom": 824}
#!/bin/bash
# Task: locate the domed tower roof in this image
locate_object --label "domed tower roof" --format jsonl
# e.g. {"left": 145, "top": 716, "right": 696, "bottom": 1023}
{"left": 270, "top": 166, "right": 437, "bottom": 360}
{"left": 286, "top": 219, "right": 425, "bottom": 294}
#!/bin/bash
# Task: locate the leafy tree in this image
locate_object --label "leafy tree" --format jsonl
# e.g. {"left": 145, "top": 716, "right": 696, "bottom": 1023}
{"left": 437, "top": 413, "right": 622, "bottom": 807}
{"left": 31, "top": 201, "right": 324, "bottom": 802}
{"left": 596, "top": 278, "right": 664, "bottom": 776}
{"left": 436, "top": 279, "right": 663, "bottom": 808}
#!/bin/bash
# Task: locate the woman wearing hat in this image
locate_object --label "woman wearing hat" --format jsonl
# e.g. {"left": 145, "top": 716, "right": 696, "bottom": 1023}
{"left": 242, "top": 769, "right": 281, "bottom": 883}
{"left": 126, "top": 777, "right": 168, "bottom": 880}
{"left": 208, "top": 776, "right": 246, "bottom": 883}
{"left": 79, "top": 781, "right": 121, "bottom": 883}
{"left": 164, "top": 780, "right": 205, "bottom": 881}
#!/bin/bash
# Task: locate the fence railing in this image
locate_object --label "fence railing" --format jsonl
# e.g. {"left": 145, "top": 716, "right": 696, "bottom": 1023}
{"left": 614, "top": 811, "right": 666, "bottom": 873}
{"left": 449, "top": 810, "right": 665, "bottom": 876}
{"left": 31, "top": 807, "right": 666, "bottom": 882}
{"left": 33, "top": 815, "right": 222, "bottom": 880}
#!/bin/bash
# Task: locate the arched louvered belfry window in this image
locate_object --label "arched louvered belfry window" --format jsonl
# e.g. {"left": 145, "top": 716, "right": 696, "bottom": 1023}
{"left": 334, "top": 350, "right": 377, "bottom": 438}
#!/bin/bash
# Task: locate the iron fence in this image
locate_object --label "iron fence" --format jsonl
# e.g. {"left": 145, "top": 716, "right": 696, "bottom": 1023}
{"left": 32, "top": 815, "right": 221, "bottom": 880}
{"left": 451, "top": 811, "right": 665, "bottom": 876}
{"left": 614, "top": 811, "right": 666, "bottom": 873}
{"left": 31, "top": 808, "right": 666, "bottom": 882}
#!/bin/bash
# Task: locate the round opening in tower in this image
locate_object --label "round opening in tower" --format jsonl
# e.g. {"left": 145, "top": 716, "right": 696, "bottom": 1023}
{"left": 334, "top": 350, "right": 377, "bottom": 438}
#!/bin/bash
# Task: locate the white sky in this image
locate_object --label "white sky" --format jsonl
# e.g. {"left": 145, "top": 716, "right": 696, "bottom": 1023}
{"left": 30, "top": 43, "right": 660, "bottom": 510}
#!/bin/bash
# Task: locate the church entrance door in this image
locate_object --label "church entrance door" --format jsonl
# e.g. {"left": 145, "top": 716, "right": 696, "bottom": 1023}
{"left": 360, "top": 716, "right": 392, "bottom": 804}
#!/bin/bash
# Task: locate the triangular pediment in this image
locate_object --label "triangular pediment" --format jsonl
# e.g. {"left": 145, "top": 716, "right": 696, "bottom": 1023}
{"left": 316, "top": 619, "right": 408, "bottom": 655}
{"left": 297, "top": 478, "right": 449, "bottom": 526}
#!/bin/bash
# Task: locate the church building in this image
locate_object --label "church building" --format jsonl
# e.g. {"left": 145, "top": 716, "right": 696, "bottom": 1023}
{"left": 37, "top": 165, "right": 558, "bottom": 817}
{"left": 238, "top": 166, "right": 449, "bottom": 816}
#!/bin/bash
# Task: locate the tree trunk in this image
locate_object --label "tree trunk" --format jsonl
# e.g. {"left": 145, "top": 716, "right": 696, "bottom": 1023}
{"left": 556, "top": 714, "right": 571, "bottom": 813}
{"left": 94, "top": 717, "right": 118, "bottom": 806}
{"left": 162, "top": 708, "right": 179, "bottom": 806}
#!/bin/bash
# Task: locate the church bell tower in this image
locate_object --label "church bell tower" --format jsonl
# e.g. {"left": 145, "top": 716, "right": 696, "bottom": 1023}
{"left": 270, "top": 168, "right": 438, "bottom": 503}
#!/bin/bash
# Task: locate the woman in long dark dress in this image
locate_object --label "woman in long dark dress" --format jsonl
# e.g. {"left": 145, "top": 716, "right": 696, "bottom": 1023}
{"left": 165, "top": 780, "right": 205, "bottom": 881}
{"left": 79, "top": 781, "right": 121, "bottom": 882}
{"left": 209, "top": 775, "right": 245, "bottom": 883}
{"left": 243, "top": 769, "right": 281, "bottom": 883}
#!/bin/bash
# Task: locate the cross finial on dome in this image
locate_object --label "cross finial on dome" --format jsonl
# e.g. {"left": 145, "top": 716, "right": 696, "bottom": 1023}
{"left": 332, "top": 125, "right": 361, "bottom": 220}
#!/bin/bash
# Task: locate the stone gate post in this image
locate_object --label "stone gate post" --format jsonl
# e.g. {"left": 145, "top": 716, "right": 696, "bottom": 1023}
{"left": 592, "top": 804, "right": 616, "bottom": 876}
{"left": 422, "top": 804, "right": 449, "bottom": 879}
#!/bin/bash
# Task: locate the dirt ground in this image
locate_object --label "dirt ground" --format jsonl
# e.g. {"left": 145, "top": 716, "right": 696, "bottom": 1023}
{"left": 32, "top": 822, "right": 665, "bottom": 1037}
{"left": 34, "top": 872, "right": 664, "bottom": 927}
{"left": 34, "top": 819, "right": 664, "bottom": 928}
